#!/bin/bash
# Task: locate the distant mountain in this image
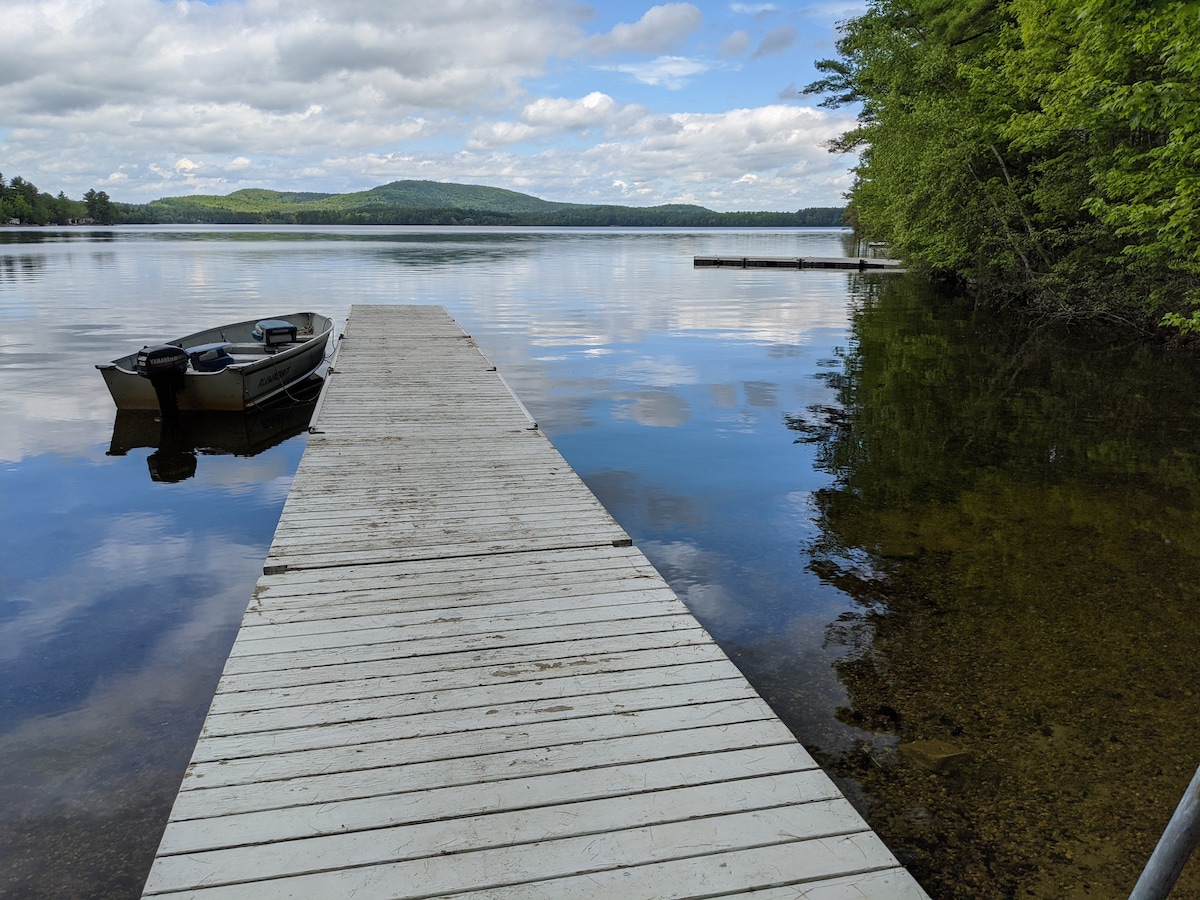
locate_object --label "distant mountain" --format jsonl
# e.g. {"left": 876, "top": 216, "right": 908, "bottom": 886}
{"left": 138, "top": 180, "right": 846, "bottom": 227}
{"left": 342, "top": 181, "right": 572, "bottom": 214}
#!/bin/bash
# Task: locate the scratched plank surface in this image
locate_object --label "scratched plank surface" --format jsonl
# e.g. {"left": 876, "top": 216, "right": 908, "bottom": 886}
{"left": 142, "top": 304, "right": 927, "bottom": 899}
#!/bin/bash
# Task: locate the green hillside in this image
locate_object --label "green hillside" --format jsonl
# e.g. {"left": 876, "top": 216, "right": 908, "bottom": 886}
{"left": 139, "top": 180, "right": 845, "bottom": 227}
{"left": 345, "top": 181, "right": 570, "bottom": 214}
{"left": 225, "top": 188, "right": 334, "bottom": 205}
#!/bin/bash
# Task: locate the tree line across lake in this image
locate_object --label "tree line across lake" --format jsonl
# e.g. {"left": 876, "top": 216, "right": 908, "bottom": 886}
{"left": 805, "top": 0, "right": 1199, "bottom": 332}
{"left": 0, "top": 174, "right": 117, "bottom": 226}
{"left": 0, "top": 175, "right": 845, "bottom": 230}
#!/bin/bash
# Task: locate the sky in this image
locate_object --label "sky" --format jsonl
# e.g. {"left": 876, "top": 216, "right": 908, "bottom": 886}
{"left": 0, "top": 0, "right": 865, "bottom": 211}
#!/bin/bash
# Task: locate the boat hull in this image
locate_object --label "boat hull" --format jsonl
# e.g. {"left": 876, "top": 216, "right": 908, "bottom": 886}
{"left": 97, "top": 312, "right": 334, "bottom": 411}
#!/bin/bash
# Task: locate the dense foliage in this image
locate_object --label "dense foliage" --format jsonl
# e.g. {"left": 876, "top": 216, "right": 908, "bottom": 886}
{"left": 0, "top": 173, "right": 138, "bottom": 226}
{"left": 806, "top": 1, "right": 1200, "bottom": 329}
{"left": 0, "top": 173, "right": 82, "bottom": 225}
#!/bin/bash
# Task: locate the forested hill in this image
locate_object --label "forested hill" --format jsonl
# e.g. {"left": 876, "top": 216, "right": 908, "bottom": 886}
{"left": 805, "top": 1, "right": 1199, "bottom": 331}
{"left": 141, "top": 181, "right": 845, "bottom": 227}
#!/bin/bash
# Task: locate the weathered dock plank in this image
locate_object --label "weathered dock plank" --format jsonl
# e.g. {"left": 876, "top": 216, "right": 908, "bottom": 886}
{"left": 141, "top": 304, "right": 927, "bottom": 899}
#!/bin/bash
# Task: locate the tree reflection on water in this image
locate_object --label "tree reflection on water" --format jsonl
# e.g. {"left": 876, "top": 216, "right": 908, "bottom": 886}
{"left": 789, "top": 277, "right": 1200, "bottom": 899}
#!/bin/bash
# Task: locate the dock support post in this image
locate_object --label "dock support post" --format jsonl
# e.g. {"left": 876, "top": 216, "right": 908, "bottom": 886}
{"left": 1129, "top": 763, "right": 1200, "bottom": 900}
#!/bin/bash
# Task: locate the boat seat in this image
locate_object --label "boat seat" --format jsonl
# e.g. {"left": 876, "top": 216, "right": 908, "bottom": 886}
{"left": 186, "top": 342, "right": 236, "bottom": 372}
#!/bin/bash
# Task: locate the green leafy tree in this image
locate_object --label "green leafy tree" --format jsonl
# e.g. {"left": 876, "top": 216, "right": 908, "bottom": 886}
{"left": 0, "top": 173, "right": 11, "bottom": 223}
{"left": 806, "top": 0, "right": 1200, "bottom": 328}
{"left": 6, "top": 176, "right": 42, "bottom": 224}
{"left": 8, "top": 193, "right": 34, "bottom": 224}
{"left": 84, "top": 188, "right": 114, "bottom": 225}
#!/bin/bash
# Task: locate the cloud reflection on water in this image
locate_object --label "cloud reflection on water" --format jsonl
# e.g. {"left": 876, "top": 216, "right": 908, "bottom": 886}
{"left": 0, "top": 226, "right": 865, "bottom": 895}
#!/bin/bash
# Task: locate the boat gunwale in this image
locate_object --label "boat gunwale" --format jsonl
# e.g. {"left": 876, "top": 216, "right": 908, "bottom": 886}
{"left": 96, "top": 312, "right": 333, "bottom": 376}
{"left": 96, "top": 311, "right": 334, "bottom": 411}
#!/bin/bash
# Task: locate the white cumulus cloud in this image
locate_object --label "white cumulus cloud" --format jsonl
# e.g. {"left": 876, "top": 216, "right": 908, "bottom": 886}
{"left": 0, "top": 0, "right": 860, "bottom": 208}
{"left": 586, "top": 3, "right": 705, "bottom": 56}
{"left": 523, "top": 92, "right": 622, "bottom": 128}
{"left": 468, "top": 92, "right": 648, "bottom": 148}
{"left": 608, "top": 56, "right": 714, "bottom": 89}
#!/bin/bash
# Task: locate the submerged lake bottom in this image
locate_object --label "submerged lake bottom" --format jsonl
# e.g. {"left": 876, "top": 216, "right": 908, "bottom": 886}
{"left": 776, "top": 283, "right": 1200, "bottom": 899}
{"left": 1, "top": 226, "right": 1198, "bottom": 898}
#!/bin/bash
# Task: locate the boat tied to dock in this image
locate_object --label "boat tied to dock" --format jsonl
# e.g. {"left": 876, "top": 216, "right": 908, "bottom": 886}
{"left": 97, "top": 311, "right": 334, "bottom": 415}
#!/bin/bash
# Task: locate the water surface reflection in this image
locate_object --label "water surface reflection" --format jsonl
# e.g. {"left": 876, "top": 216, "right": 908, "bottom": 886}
{"left": 108, "top": 387, "right": 321, "bottom": 483}
{"left": 6, "top": 226, "right": 1193, "bottom": 899}
{"left": 788, "top": 277, "right": 1200, "bottom": 899}
{"left": 1, "top": 440, "right": 302, "bottom": 897}
{"left": 1, "top": 226, "right": 864, "bottom": 897}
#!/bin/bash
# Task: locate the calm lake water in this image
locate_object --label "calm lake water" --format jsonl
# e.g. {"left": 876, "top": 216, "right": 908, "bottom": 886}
{"left": 1, "top": 226, "right": 1198, "bottom": 899}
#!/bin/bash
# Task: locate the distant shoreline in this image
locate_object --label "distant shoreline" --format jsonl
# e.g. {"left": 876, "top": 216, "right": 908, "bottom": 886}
{"left": 2, "top": 177, "right": 847, "bottom": 229}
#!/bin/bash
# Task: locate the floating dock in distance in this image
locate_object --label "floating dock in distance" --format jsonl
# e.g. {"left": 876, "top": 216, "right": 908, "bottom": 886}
{"left": 140, "top": 304, "right": 929, "bottom": 900}
{"left": 694, "top": 255, "right": 904, "bottom": 270}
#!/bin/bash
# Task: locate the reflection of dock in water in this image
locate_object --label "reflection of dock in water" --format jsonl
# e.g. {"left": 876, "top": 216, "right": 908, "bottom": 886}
{"left": 140, "top": 305, "right": 928, "bottom": 899}
{"left": 109, "top": 377, "right": 322, "bottom": 482}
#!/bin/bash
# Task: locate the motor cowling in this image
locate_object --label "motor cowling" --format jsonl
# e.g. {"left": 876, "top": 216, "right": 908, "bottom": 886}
{"left": 135, "top": 344, "right": 189, "bottom": 416}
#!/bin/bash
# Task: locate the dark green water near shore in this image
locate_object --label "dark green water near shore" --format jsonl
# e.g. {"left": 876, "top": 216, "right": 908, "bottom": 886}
{"left": 769, "top": 278, "right": 1200, "bottom": 899}
{"left": 2, "top": 227, "right": 1198, "bottom": 898}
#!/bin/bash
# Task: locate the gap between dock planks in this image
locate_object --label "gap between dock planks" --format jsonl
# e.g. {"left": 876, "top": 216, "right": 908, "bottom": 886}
{"left": 141, "top": 304, "right": 928, "bottom": 899}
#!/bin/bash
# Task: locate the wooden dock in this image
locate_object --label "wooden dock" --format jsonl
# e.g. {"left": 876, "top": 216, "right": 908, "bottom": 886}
{"left": 141, "top": 305, "right": 928, "bottom": 899}
{"left": 694, "top": 255, "right": 904, "bottom": 270}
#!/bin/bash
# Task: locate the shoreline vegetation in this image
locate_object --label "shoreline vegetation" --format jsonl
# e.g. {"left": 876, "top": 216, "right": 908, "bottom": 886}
{"left": 803, "top": 0, "right": 1200, "bottom": 334}
{"left": 0, "top": 175, "right": 845, "bottom": 230}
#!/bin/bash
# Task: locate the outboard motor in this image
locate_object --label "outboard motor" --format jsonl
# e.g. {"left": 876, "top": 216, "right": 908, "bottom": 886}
{"left": 135, "top": 344, "right": 189, "bottom": 417}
